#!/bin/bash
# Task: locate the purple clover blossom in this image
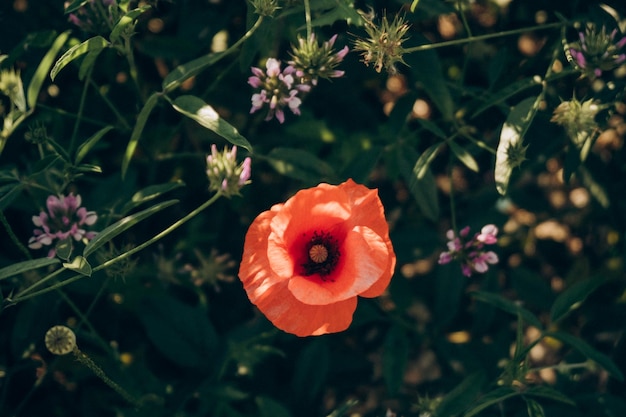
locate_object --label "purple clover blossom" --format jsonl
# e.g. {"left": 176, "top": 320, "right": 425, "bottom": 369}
{"left": 28, "top": 193, "right": 98, "bottom": 258}
{"left": 567, "top": 24, "right": 626, "bottom": 78}
{"left": 206, "top": 144, "right": 252, "bottom": 197}
{"left": 438, "top": 224, "right": 499, "bottom": 277}
{"left": 248, "top": 58, "right": 311, "bottom": 124}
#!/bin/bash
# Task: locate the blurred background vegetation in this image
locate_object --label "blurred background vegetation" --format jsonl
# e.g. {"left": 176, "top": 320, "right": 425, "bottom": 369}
{"left": 1, "top": 0, "right": 626, "bottom": 416}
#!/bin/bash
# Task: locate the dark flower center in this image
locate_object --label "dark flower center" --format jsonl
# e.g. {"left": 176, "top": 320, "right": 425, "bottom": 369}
{"left": 301, "top": 231, "right": 340, "bottom": 280}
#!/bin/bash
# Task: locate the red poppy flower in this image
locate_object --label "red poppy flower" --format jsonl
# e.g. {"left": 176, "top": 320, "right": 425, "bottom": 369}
{"left": 238, "top": 179, "right": 396, "bottom": 336}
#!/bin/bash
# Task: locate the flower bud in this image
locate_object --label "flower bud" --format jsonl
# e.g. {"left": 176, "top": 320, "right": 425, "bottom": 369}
{"left": 206, "top": 144, "right": 252, "bottom": 197}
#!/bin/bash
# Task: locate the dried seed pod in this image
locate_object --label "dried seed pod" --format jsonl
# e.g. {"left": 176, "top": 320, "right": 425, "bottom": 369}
{"left": 45, "top": 325, "right": 77, "bottom": 355}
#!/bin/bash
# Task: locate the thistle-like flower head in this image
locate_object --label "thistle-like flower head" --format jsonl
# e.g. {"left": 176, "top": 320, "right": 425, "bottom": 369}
{"left": 289, "top": 33, "right": 349, "bottom": 85}
{"left": 353, "top": 10, "right": 410, "bottom": 74}
{"left": 567, "top": 23, "right": 626, "bottom": 78}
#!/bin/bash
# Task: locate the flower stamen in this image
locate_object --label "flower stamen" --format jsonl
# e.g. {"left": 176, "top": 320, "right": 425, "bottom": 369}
{"left": 302, "top": 231, "right": 340, "bottom": 279}
{"left": 309, "top": 244, "right": 328, "bottom": 263}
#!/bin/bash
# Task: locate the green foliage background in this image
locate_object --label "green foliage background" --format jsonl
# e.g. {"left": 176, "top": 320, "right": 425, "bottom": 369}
{"left": 1, "top": 0, "right": 626, "bottom": 416}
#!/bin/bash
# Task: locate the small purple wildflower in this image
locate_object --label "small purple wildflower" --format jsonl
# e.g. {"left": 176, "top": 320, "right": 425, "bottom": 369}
{"left": 438, "top": 224, "right": 499, "bottom": 277}
{"left": 206, "top": 144, "right": 252, "bottom": 197}
{"left": 567, "top": 23, "right": 626, "bottom": 78}
{"left": 28, "top": 193, "right": 98, "bottom": 258}
{"left": 66, "top": 0, "right": 119, "bottom": 35}
{"left": 248, "top": 58, "right": 311, "bottom": 124}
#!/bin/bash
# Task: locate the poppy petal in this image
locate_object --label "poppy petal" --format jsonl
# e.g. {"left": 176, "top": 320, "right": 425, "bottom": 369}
{"left": 270, "top": 185, "right": 351, "bottom": 248}
{"left": 254, "top": 280, "right": 357, "bottom": 336}
{"left": 288, "top": 226, "right": 388, "bottom": 305}
{"left": 239, "top": 204, "right": 287, "bottom": 294}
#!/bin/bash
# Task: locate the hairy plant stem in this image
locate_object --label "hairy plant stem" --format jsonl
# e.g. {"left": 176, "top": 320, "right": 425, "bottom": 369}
{"left": 73, "top": 347, "right": 141, "bottom": 407}
{"left": 69, "top": 67, "right": 93, "bottom": 154}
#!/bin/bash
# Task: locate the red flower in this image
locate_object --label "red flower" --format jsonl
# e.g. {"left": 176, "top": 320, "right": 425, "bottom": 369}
{"left": 238, "top": 179, "right": 396, "bottom": 336}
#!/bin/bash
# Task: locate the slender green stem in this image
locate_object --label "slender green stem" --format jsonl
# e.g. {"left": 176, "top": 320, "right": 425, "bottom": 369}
{"left": 123, "top": 34, "right": 143, "bottom": 102}
{"left": 89, "top": 78, "right": 132, "bottom": 131}
{"left": 448, "top": 159, "right": 458, "bottom": 234}
{"left": 9, "top": 192, "right": 223, "bottom": 304}
{"left": 457, "top": 1, "right": 473, "bottom": 38}
{"left": 14, "top": 267, "right": 65, "bottom": 299}
{"left": 527, "top": 361, "right": 591, "bottom": 374}
{"left": 37, "top": 104, "right": 111, "bottom": 128}
{"left": 0, "top": 211, "right": 32, "bottom": 259}
{"left": 69, "top": 67, "right": 94, "bottom": 154}
{"left": 93, "top": 192, "right": 222, "bottom": 273}
{"left": 403, "top": 21, "right": 565, "bottom": 53}
{"left": 57, "top": 288, "right": 114, "bottom": 356}
{"left": 304, "top": 0, "right": 312, "bottom": 39}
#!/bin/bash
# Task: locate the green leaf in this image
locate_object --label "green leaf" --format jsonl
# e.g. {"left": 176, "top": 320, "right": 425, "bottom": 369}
{"left": 50, "top": 36, "right": 110, "bottom": 81}
{"left": 109, "top": 6, "right": 151, "bottom": 45}
{"left": 292, "top": 339, "right": 329, "bottom": 406}
{"left": 340, "top": 147, "right": 381, "bottom": 184}
{"left": 83, "top": 199, "right": 178, "bottom": 257}
{"left": 524, "top": 398, "right": 546, "bottom": 417}
{"left": 469, "top": 77, "right": 541, "bottom": 119}
{"left": 396, "top": 143, "right": 439, "bottom": 221}
{"left": 447, "top": 140, "right": 479, "bottom": 172}
{"left": 413, "top": 142, "right": 443, "bottom": 180}
{"left": 74, "top": 163, "right": 103, "bottom": 174}
{"left": 55, "top": 237, "right": 73, "bottom": 261}
{"left": 137, "top": 295, "right": 217, "bottom": 369}
{"left": 434, "top": 372, "right": 486, "bottom": 417}
{"left": 542, "top": 331, "right": 624, "bottom": 381}
{"left": 524, "top": 385, "right": 576, "bottom": 406}
{"left": 327, "top": 399, "right": 359, "bottom": 417}
{"left": 406, "top": 45, "right": 455, "bottom": 120}
{"left": 416, "top": 118, "right": 447, "bottom": 139}
{"left": 64, "top": 0, "right": 89, "bottom": 14}
{"left": 309, "top": 0, "right": 363, "bottom": 28}
{"left": 410, "top": 0, "right": 421, "bottom": 12}
{"left": 550, "top": 277, "right": 605, "bottom": 324}
{"left": 3, "top": 31, "right": 58, "bottom": 69}
{"left": 465, "top": 387, "right": 518, "bottom": 417}
{"left": 265, "top": 147, "right": 337, "bottom": 183}
{"left": 256, "top": 396, "right": 292, "bottom": 417}
{"left": 162, "top": 51, "right": 228, "bottom": 93}
{"left": 170, "top": 95, "right": 252, "bottom": 152}
{"left": 27, "top": 30, "right": 71, "bottom": 109}
{"left": 0, "top": 258, "right": 60, "bottom": 281}
{"left": 62, "top": 256, "right": 92, "bottom": 276}
{"left": 77, "top": 47, "right": 104, "bottom": 81}
{"left": 471, "top": 291, "right": 543, "bottom": 329}
{"left": 495, "top": 96, "right": 537, "bottom": 195}
{"left": 0, "top": 183, "right": 24, "bottom": 211}
{"left": 75, "top": 125, "right": 114, "bottom": 164}
{"left": 122, "top": 92, "right": 160, "bottom": 178}
{"left": 383, "top": 325, "right": 410, "bottom": 396}
{"left": 121, "top": 180, "right": 186, "bottom": 215}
